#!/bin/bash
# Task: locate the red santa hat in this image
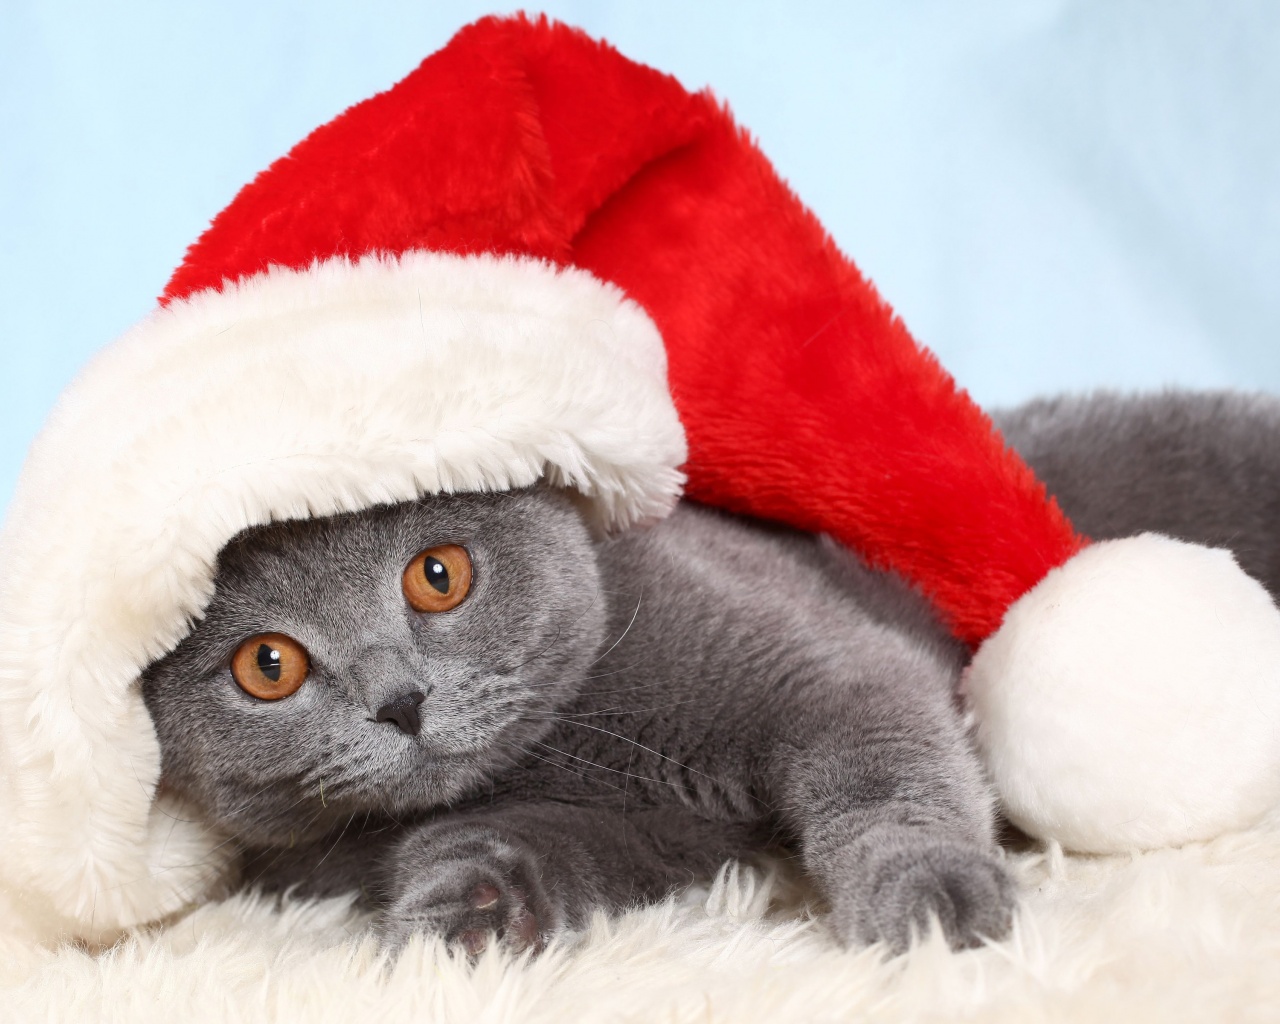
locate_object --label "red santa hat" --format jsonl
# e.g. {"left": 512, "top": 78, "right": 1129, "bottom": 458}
{"left": 3, "top": 14, "right": 1279, "bottom": 946}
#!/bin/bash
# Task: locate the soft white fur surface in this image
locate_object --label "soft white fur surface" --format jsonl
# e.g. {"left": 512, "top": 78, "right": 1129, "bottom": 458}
{"left": 6, "top": 816, "right": 1280, "bottom": 1023}
{"left": 967, "top": 533, "right": 1280, "bottom": 854}
{"left": 0, "top": 252, "right": 685, "bottom": 945}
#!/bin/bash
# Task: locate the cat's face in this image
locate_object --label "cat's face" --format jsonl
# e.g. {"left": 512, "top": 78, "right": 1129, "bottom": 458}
{"left": 142, "top": 488, "right": 605, "bottom": 846}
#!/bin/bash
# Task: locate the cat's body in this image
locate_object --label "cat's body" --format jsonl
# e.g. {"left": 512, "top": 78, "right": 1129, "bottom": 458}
{"left": 142, "top": 391, "right": 1280, "bottom": 955}
{"left": 994, "top": 392, "right": 1280, "bottom": 596}
{"left": 149, "top": 490, "right": 1005, "bottom": 953}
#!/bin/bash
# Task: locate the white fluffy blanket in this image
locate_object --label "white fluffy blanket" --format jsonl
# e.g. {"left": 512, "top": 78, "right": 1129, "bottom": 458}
{"left": 6, "top": 815, "right": 1279, "bottom": 1022}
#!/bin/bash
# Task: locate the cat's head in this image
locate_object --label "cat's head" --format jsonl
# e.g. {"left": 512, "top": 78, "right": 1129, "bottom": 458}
{"left": 141, "top": 487, "right": 605, "bottom": 846}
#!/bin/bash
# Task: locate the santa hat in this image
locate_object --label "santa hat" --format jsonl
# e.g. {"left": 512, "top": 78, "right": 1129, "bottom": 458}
{"left": 3, "top": 14, "right": 1280, "bottom": 947}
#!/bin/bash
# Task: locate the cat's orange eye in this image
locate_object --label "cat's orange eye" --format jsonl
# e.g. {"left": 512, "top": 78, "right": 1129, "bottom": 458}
{"left": 231, "top": 633, "right": 310, "bottom": 701}
{"left": 403, "top": 544, "right": 472, "bottom": 613}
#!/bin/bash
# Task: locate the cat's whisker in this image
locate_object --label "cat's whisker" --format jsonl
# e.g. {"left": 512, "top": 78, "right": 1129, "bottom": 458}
{"left": 529, "top": 739, "right": 692, "bottom": 791}
{"left": 241, "top": 801, "right": 337, "bottom": 888}
{"left": 578, "top": 664, "right": 654, "bottom": 684}
{"left": 501, "top": 579, "right": 608, "bottom": 676}
{"left": 532, "top": 698, "right": 703, "bottom": 720}
{"left": 544, "top": 716, "right": 719, "bottom": 784}
{"left": 309, "top": 810, "right": 361, "bottom": 874}
{"left": 589, "top": 589, "right": 644, "bottom": 667}
{"left": 191, "top": 788, "right": 315, "bottom": 842}
{"left": 514, "top": 745, "right": 626, "bottom": 794}
{"left": 501, "top": 623, "right": 566, "bottom": 674}
{"left": 374, "top": 799, "right": 408, "bottom": 831}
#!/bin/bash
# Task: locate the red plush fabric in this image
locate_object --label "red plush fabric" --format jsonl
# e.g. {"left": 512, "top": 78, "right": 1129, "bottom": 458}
{"left": 165, "top": 17, "right": 706, "bottom": 296}
{"left": 165, "top": 14, "right": 1084, "bottom": 647}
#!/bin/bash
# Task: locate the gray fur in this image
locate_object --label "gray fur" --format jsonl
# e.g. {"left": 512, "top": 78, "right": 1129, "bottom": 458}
{"left": 145, "top": 389, "right": 1280, "bottom": 956}
{"left": 145, "top": 491, "right": 606, "bottom": 849}
{"left": 144, "top": 491, "right": 1006, "bottom": 954}
{"left": 994, "top": 391, "right": 1280, "bottom": 597}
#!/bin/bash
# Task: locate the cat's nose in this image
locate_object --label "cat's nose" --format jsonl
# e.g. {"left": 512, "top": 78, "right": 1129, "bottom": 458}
{"left": 375, "top": 690, "right": 426, "bottom": 736}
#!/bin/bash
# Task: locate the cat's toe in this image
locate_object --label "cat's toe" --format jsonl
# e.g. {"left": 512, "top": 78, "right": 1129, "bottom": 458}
{"left": 449, "top": 880, "right": 545, "bottom": 956}
{"left": 457, "top": 927, "right": 489, "bottom": 957}
{"left": 832, "top": 830, "right": 1016, "bottom": 954}
{"left": 472, "top": 882, "right": 502, "bottom": 909}
{"left": 875, "top": 847, "right": 1013, "bottom": 952}
{"left": 376, "top": 859, "right": 553, "bottom": 957}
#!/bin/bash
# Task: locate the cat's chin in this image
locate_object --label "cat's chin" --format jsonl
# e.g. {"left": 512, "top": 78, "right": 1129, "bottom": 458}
{"left": 212, "top": 747, "right": 520, "bottom": 847}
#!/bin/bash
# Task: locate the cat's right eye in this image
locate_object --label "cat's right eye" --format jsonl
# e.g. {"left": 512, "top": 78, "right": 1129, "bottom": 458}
{"left": 231, "top": 633, "right": 310, "bottom": 700}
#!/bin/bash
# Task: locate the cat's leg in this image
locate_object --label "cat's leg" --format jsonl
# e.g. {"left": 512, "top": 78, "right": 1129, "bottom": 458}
{"left": 374, "top": 801, "right": 754, "bottom": 953}
{"left": 763, "top": 666, "right": 1014, "bottom": 952}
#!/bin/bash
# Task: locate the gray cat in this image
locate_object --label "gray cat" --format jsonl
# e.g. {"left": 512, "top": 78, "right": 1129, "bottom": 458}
{"left": 141, "top": 390, "right": 1280, "bottom": 957}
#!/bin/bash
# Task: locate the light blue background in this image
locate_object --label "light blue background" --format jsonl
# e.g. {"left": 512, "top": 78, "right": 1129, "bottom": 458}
{"left": 2, "top": 1, "right": 1278, "bottom": 513}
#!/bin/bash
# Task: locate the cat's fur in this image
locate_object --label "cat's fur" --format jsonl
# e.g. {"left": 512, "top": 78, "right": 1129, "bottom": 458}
{"left": 145, "top": 490, "right": 1004, "bottom": 953}
{"left": 141, "top": 391, "right": 1280, "bottom": 955}
{"left": 993, "top": 392, "right": 1280, "bottom": 597}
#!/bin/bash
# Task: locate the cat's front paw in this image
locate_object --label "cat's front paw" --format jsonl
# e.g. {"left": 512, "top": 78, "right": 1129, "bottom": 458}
{"left": 831, "top": 827, "right": 1015, "bottom": 953}
{"left": 376, "top": 829, "right": 560, "bottom": 956}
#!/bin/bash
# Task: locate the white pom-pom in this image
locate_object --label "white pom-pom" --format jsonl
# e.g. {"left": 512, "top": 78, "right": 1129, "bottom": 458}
{"left": 966, "top": 534, "right": 1280, "bottom": 853}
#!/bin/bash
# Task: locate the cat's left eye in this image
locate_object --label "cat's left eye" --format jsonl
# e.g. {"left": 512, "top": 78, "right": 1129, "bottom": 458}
{"left": 403, "top": 544, "right": 472, "bottom": 613}
{"left": 231, "top": 633, "right": 310, "bottom": 700}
